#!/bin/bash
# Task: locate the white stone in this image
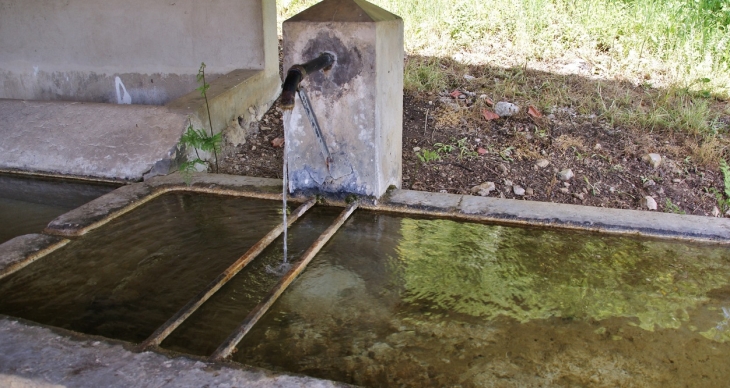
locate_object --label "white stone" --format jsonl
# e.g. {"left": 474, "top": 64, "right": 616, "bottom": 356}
{"left": 535, "top": 159, "right": 550, "bottom": 168}
{"left": 573, "top": 192, "right": 585, "bottom": 200}
{"left": 712, "top": 206, "right": 721, "bottom": 217}
{"left": 513, "top": 185, "right": 525, "bottom": 196}
{"left": 642, "top": 196, "right": 658, "bottom": 210}
{"left": 557, "top": 169, "right": 574, "bottom": 181}
{"left": 471, "top": 182, "right": 496, "bottom": 196}
{"left": 559, "top": 187, "right": 570, "bottom": 194}
{"left": 642, "top": 153, "right": 662, "bottom": 168}
{"left": 494, "top": 101, "right": 519, "bottom": 117}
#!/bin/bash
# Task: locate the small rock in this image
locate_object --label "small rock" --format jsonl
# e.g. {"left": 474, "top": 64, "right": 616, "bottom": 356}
{"left": 726, "top": 209, "right": 730, "bottom": 217}
{"left": 471, "top": 182, "right": 496, "bottom": 196}
{"left": 594, "top": 143, "right": 602, "bottom": 150}
{"left": 609, "top": 186, "right": 616, "bottom": 193}
{"left": 642, "top": 153, "right": 662, "bottom": 168}
{"left": 557, "top": 169, "right": 574, "bottom": 181}
{"left": 573, "top": 192, "right": 585, "bottom": 200}
{"left": 641, "top": 196, "right": 658, "bottom": 210}
{"left": 672, "top": 178, "right": 681, "bottom": 183}
{"left": 563, "top": 182, "right": 570, "bottom": 187}
{"left": 498, "top": 164, "right": 509, "bottom": 175}
{"left": 464, "top": 74, "right": 476, "bottom": 80}
{"left": 526, "top": 188, "right": 534, "bottom": 196}
{"left": 513, "top": 185, "right": 525, "bottom": 196}
{"left": 413, "top": 147, "right": 421, "bottom": 152}
{"left": 479, "top": 94, "right": 488, "bottom": 100}
{"left": 504, "top": 179, "right": 513, "bottom": 187}
{"left": 494, "top": 101, "right": 520, "bottom": 117}
{"left": 643, "top": 179, "right": 656, "bottom": 187}
{"left": 559, "top": 188, "right": 570, "bottom": 194}
{"left": 248, "top": 106, "right": 256, "bottom": 115}
{"left": 712, "top": 206, "right": 721, "bottom": 217}
{"left": 535, "top": 159, "right": 550, "bottom": 168}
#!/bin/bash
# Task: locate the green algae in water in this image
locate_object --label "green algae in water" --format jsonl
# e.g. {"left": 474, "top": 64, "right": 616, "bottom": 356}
{"left": 396, "top": 218, "right": 730, "bottom": 331}
{"left": 236, "top": 212, "right": 730, "bottom": 387}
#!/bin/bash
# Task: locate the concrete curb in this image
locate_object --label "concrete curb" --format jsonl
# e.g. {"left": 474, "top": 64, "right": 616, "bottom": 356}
{"left": 36, "top": 172, "right": 730, "bottom": 243}
{"left": 0, "top": 317, "right": 352, "bottom": 388}
{"left": 380, "top": 190, "right": 730, "bottom": 242}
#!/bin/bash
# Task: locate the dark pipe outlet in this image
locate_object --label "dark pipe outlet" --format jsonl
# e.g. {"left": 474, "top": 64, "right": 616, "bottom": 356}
{"left": 280, "top": 52, "right": 335, "bottom": 110}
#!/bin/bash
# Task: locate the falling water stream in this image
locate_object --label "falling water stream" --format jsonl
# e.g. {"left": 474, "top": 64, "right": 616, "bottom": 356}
{"left": 266, "top": 110, "right": 293, "bottom": 276}
{"left": 282, "top": 110, "right": 291, "bottom": 266}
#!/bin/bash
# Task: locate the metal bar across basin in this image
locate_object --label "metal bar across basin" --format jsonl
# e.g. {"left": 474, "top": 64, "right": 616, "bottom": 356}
{"left": 210, "top": 201, "right": 359, "bottom": 361}
{"left": 138, "top": 198, "right": 317, "bottom": 350}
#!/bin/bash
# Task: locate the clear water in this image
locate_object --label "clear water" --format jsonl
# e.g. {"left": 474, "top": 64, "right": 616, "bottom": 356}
{"left": 161, "top": 206, "right": 343, "bottom": 356}
{"left": 0, "top": 174, "right": 116, "bottom": 243}
{"left": 0, "top": 193, "right": 283, "bottom": 343}
{"left": 267, "top": 109, "right": 293, "bottom": 276}
{"left": 232, "top": 211, "right": 730, "bottom": 387}
{"left": 1, "top": 190, "right": 729, "bottom": 387}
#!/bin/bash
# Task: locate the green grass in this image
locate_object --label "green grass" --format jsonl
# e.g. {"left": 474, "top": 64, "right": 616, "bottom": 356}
{"left": 278, "top": 0, "right": 729, "bottom": 164}
{"left": 280, "top": 0, "right": 730, "bottom": 95}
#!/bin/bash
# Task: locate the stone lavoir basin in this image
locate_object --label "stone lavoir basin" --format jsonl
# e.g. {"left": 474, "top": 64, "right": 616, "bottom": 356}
{"left": 0, "top": 174, "right": 729, "bottom": 387}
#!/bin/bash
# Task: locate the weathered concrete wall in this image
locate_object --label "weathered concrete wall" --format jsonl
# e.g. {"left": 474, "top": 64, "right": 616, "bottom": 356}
{"left": 0, "top": 0, "right": 269, "bottom": 105}
{"left": 283, "top": 0, "right": 403, "bottom": 198}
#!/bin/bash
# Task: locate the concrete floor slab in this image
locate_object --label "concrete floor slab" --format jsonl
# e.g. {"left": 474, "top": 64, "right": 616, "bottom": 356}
{"left": 0, "top": 100, "right": 187, "bottom": 181}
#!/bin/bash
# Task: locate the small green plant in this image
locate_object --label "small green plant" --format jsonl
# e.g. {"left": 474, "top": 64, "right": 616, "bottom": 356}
{"left": 179, "top": 62, "right": 221, "bottom": 177}
{"left": 708, "top": 159, "right": 730, "bottom": 213}
{"left": 417, "top": 149, "right": 441, "bottom": 163}
{"left": 434, "top": 142, "right": 454, "bottom": 154}
{"left": 583, "top": 176, "right": 600, "bottom": 196}
{"left": 456, "top": 137, "right": 477, "bottom": 159}
{"left": 499, "top": 146, "right": 514, "bottom": 162}
{"left": 664, "top": 198, "right": 685, "bottom": 214}
{"left": 720, "top": 159, "right": 730, "bottom": 198}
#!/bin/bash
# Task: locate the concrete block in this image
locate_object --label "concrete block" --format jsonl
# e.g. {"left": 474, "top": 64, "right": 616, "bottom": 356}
{"left": 0, "top": 100, "right": 188, "bottom": 181}
{"left": 283, "top": 0, "right": 403, "bottom": 197}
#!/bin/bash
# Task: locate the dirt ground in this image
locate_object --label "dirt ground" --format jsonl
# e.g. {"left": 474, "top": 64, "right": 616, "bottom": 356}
{"left": 219, "top": 63, "right": 728, "bottom": 218}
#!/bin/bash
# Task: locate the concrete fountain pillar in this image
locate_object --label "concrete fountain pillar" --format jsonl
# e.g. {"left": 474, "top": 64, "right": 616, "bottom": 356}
{"left": 282, "top": 0, "right": 403, "bottom": 198}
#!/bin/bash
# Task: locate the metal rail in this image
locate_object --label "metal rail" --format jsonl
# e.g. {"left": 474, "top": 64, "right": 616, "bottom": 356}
{"left": 210, "top": 201, "right": 359, "bottom": 361}
{"left": 138, "top": 199, "right": 317, "bottom": 350}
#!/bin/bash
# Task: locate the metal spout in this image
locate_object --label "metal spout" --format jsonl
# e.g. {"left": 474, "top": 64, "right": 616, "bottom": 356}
{"left": 280, "top": 52, "right": 335, "bottom": 110}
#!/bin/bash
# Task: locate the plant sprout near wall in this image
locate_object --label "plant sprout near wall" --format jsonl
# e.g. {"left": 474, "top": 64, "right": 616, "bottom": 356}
{"left": 180, "top": 63, "right": 221, "bottom": 176}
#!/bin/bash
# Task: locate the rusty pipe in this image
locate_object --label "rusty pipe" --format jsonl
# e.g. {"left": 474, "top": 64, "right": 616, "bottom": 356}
{"left": 280, "top": 52, "right": 335, "bottom": 110}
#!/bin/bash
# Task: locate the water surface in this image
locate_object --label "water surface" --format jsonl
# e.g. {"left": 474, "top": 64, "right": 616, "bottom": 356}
{"left": 233, "top": 212, "right": 730, "bottom": 387}
{"left": 0, "top": 174, "right": 116, "bottom": 243}
{"left": 0, "top": 193, "right": 283, "bottom": 343}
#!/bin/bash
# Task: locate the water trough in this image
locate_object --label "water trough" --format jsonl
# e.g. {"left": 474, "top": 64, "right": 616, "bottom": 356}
{"left": 2, "top": 0, "right": 730, "bottom": 386}
{"left": 0, "top": 172, "right": 729, "bottom": 387}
